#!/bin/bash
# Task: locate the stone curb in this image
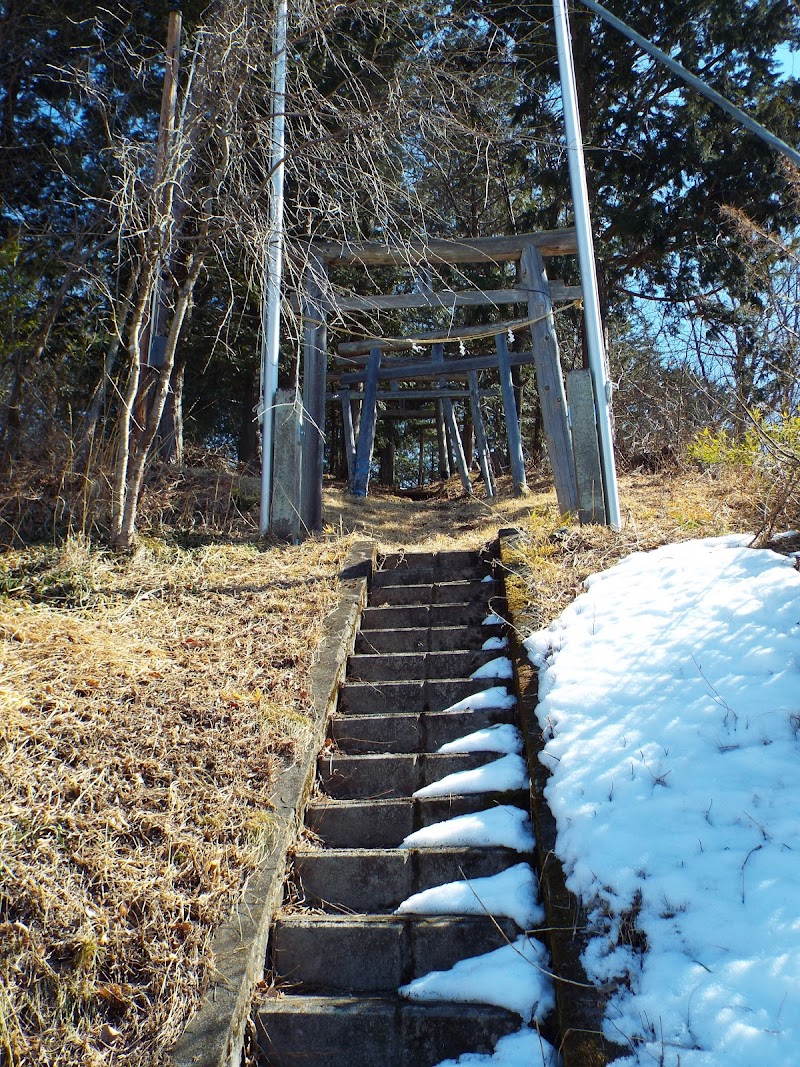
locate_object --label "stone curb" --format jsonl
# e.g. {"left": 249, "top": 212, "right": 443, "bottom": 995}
{"left": 498, "top": 528, "right": 625, "bottom": 1067}
{"left": 170, "top": 539, "right": 377, "bottom": 1067}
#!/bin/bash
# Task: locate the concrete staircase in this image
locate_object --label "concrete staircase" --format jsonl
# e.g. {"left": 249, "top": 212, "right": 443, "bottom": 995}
{"left": 255, "top": 549, "right": 545, "bottom": 1066}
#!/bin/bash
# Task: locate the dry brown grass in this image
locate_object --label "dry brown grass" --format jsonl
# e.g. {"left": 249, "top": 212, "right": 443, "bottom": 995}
{"left": 323, "top": 473, "right": 549, "bottom": 553}
{"left": 492, "top": 468, "right": 752, "bottom": 633}
{"left": 0, "top": 533, "right": 352, "bottom": 1066}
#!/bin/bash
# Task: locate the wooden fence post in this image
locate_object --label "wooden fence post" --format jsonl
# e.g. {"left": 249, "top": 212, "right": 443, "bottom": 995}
{"left": 350, "top": 347, "right": 381, "bottom": 496}
{"left": 270, "top": 388, "right": 302, "bottom": 541}
{"left": 432, "top": 344, "right": 472, "bottom": 495}
{"left": 340, "top": 387, "right": 356, "bottom": 482}
{"left": 435, "top": 402, "right": 450, "bottom": 480}
{"left": 468, "top": 370, "right": 495, "bottom": 498}
{"left": 566, "top": 368, "right": 606, "bottom": 523}
{"left": 520, "top": 243, "right": 579, "bottom": 515}
{"left": 300, "top": 255, "right": 328, "bottom": 532}
{"left": 495, "top": 334, "right": 528, "bottom": 495}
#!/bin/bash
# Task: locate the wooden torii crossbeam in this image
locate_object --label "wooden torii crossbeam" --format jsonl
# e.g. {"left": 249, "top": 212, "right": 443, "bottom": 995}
{"left": 287, "top": 229, "right": 605, "bottom": 532}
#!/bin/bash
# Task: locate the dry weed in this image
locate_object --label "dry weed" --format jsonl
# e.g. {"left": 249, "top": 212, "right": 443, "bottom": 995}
{"left": 499, "top": 468, "right": 752, "bottom": 633}
{"left": 0, "top": 534, "right": 351, "bottom": 1066}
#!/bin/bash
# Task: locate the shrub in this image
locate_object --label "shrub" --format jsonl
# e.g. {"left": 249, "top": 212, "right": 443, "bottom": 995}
{"left": 688, "top": 413, "right": 800, "bottom": 538}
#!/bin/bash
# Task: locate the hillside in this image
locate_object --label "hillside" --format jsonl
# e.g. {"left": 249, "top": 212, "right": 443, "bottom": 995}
{"left": 0, "top": 467, "right": 761, "bottom": 1065}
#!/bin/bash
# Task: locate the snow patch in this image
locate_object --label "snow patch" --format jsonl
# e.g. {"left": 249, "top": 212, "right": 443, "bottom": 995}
{"left": 399, "top": 936, "right": 554, "bottom": 1022}
{"left": 432, "top": 1027, "right": 560, "bottom": 1067}
{"left": 395, "top": 863, "right": 543, "bottom": 928}
{"left": 482, "top": 636, "right": 509, "bottom": 651}
{"left": 437, "top": 724, "right": 522, "bottom": 755}
{"left": 414, "top": 754, "right": 529, "bottom": 798}
{"left": 444, "top": 686, "right": 516, "bottom": 713}
{"left": 399, "top": 805, "right": 534, "bottom": 852}
{"left": 471, "top": 656, "right": 514, "bottom": 680}
{"left": 529, "top": 535, "right": 800, "bottom": 1065}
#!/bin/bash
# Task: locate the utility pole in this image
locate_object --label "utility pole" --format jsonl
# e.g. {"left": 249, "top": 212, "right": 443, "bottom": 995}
{"left": 552, "top": 0, "right": 621, "bottom": 529}
{"left": 259, "top": 0, "right": 289, "bottom": 535}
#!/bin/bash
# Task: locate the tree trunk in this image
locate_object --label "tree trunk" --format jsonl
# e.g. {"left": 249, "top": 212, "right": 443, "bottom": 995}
{"left": 110, "top": 259, "right": 156, "bottom": 543}
{"left": 113, "top": 255, "right": 201, "bottom": 551}
{"left": 158, "top": 344, "right": 189, "bottom": 463}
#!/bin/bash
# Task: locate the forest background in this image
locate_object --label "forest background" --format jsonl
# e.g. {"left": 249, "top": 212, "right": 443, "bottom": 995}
{"left": 1, "top": 0, "right": 800, "bottom": 548}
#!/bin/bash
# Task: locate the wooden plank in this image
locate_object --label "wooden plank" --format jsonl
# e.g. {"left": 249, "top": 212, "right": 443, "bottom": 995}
{"left": 379, "top": 408, "right": 437, "bottom": 421}
{"left": 327, "top": 388, "right": 499, "bottom": 402}
{"left": 300, "top": 256, "right": 328, "bottom": 533}
{"left": 433, "top": 344, "right": 472, "bottom": 495}
{"left": 495, "top": 334, "right": 527, "bottom": 496}
{"left": 521, "top": 243, "right": 579, "bottom": 516}
{"left": 333, "top": 283, "right": 581, "bottom": 313}
{"left": 350, "top": 347, "right": 381, "bottom": 497}
{"left": 335, "top": 349, "right": 536, "bottom": 386}
{"left": 338, "top": 316, "right": 534, "bottom": 357}
{"left": 468, "top": 370, "right": 495, "bottom": 499}
{"left": 340, "top": 387, "right": 356, "bottom": 483}
{"left": 566, "top": 369, "right": 606, "bottom": 524}
{"left": 306, "top": 228, "right": 578, "bottom": 266}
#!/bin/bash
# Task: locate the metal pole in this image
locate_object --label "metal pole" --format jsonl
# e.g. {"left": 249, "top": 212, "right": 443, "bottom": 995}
{"left": 259, "top": 0, "right": 289, "bottom": 535}
{"left": 552, "top": 0, "right": 622, "bottom": 529}
{"left": 575, "top": 0, "right": 800, "bottom": 170}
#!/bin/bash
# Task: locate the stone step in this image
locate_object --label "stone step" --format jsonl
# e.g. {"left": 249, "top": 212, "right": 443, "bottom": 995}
{"left": 368, "top": 579, "right": 495, "bottom": 608}
{"left": 306, "top": 794, "right": 529, "bottom": 849}
{"left": 292, "top": 846, "right": 527, "bottom": 913}
{"left": 255, "top": 995, "right": 521, "bottom": 1067}
{"left": 360, "top": 602, "right": 502, "bottom": 630}
{"left": 355, "top": 624, "right": 504, "bottom": 655}
{"left": 318, "top": 751, "right": 498, "bottom": 800}
{"left": 379, "top": 549, "right": 491, "bottom": 581}
{"left": 346, "top": 648, "right": 503, "bottom": 683}
{"left": 271, "top": 914, "right": 520, "bottom": 993}
{"left": 330, "top": 707, "right": 516, "bottom": 755}
{"left": 372, "top": 566, "right": 488, "bottom": 589}
{"left": 337, "top": 678, "right": 509, "bottom": 715}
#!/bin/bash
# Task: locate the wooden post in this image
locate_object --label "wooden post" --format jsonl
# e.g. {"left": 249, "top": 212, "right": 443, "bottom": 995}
{"left": 340, "top": 387, "right": 356, "bottom": 482}
{"left": 379, "top": 421, "right": 396, "bottom": 486}
{"left": 300, "top": 256, "right": 328, "bottom": 531}
{"left": 435, "top": 401, "right": 450, "bottom": 480}
{"left": 520, "top": 243, "right": 579, "bottom": 514}
{"left": 495, "top": 334, "right": 528, "bottom": 495}
{"left": 432, "top": 344, "right": 472, "bottom": 495}
{"left": 468, "top": 370, "right": 495, "bottom": 498}
{"left": 350, "top": 347, "right": 381, "bottom": 497}
{"left": 418, "top": 429, "right": 426, "bottom": 486}
{"left": 567, "top": 369, "right": 606, "bottom": 523}
{"left": 270, "top": 388, "right": 301, "bottom": 541}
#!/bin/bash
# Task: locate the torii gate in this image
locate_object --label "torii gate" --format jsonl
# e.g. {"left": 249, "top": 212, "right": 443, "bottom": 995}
{"left": 276, "top": 228, "right": 608, "bottom": 536}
